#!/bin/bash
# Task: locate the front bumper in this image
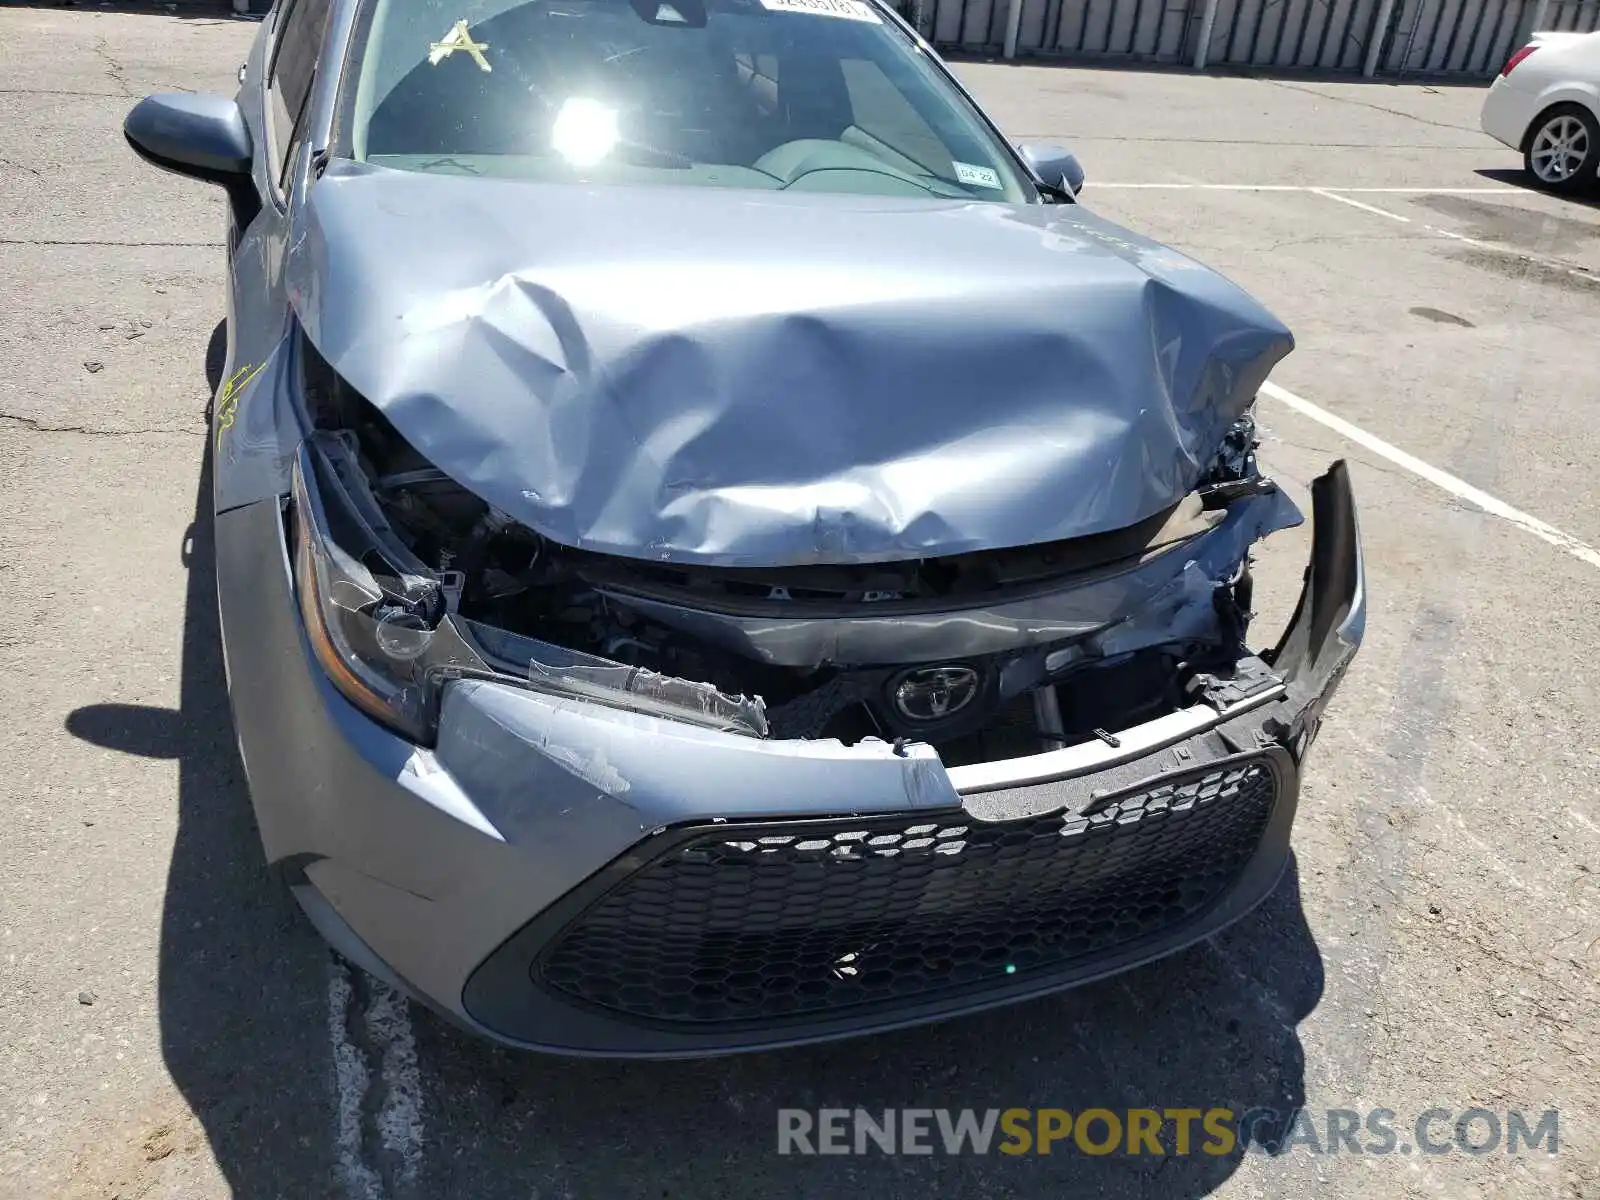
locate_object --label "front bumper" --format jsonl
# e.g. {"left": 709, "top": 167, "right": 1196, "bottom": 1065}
{"left": 217, "top": 464, "right": 1364, "bottom": 1057}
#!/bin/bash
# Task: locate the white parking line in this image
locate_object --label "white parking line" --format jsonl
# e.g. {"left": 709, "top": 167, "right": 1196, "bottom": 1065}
{"left": 1094, "top": 182, "right": 1600, "bottom": 286}
{"left": 1298, "top": 189, "right": 1600, "bottom": 286}
{"left": 1093, "top": 184, "right": 1516, "bottom": 193}
{"left": 328, "top": 961, "right": 385, "bottom": 1200}
{"left": 367, "top": 983, "right": 425, "bottom": 1191}
{"left": 1097, "top": 180, "right": 1600, "bottom": 566}
{"left": 1309, "top": 187, "right": 1412, "bottom": 222}
{"left": 326, "top": 960, "right": 426, "bottom": 1198}
{"left": 1260, "top": 381, "right": 1600, "bottom": 572}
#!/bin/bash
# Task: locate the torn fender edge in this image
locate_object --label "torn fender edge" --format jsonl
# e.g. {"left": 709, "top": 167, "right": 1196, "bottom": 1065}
{"left": 1268, "top": 460, "right": 1366, "bottom": 752}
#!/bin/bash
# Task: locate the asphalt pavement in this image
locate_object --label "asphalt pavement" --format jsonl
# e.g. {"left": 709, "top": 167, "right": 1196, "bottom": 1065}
{"left": 1, "top": 8, "right": 1597, "bottom": 1199}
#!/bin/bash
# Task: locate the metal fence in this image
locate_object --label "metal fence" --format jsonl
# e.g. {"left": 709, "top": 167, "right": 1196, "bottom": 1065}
{"left": 912, "top": 0, "right": 1600, "bottom": 75}
{"left": 1197, "top": 0, "right": 1390, "bottom": 70}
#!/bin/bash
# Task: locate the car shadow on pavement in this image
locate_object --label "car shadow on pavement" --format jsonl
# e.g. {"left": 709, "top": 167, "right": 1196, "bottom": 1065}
{"left": 65, "top": 321, "right": 1327, "bottom": 1200}
{"left": 413, "top": 860, "right": 1322, "bottom": 1199}
{"left": 1474, "top": 166, "right": 1600, "bottom": 208}
{"left": 66, "top": 319, "right": 338, "bottom": 1198}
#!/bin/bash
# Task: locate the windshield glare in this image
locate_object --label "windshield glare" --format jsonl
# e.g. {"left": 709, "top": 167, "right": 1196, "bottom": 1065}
{"left": 348, "top": 0, "right": 1035, "bottom": 201}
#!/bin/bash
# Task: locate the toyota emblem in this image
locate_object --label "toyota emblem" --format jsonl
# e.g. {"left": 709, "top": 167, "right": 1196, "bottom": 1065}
{"left": 892, "top": 666, "right": 981, "bottom": 722}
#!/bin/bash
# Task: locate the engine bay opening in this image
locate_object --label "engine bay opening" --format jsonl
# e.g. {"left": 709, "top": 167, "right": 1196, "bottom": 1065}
{"left": 300, "top": 332, "right": 1279, "bottom": 765}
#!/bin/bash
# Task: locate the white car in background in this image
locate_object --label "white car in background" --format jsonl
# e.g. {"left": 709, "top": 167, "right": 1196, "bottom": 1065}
{"left": 1481, "top": 29, "right": 1600, "bottom": 191}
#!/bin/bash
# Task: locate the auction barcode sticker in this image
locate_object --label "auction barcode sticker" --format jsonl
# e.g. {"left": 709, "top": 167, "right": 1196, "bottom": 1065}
{"left": 759, "top": 0, "right": 882, "bottom": 21}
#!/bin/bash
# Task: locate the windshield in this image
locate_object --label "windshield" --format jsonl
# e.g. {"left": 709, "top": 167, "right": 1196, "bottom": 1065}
{"left": 346, "top": 0, "right": 1035, "bottom": 201}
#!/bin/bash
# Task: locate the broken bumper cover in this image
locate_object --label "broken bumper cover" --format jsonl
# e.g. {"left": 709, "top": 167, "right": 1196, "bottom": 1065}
{"left": 218, "top": 465, "right": 1363, "bottom": 1057}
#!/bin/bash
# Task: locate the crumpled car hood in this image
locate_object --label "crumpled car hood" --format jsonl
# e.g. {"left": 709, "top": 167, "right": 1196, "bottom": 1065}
{"left": 289, "top": 161, "right": 1292, "bottom": 566}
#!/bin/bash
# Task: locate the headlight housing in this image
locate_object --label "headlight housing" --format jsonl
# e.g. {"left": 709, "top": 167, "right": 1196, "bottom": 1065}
{"left": 291, "top": 436, "right": 487, "bottom": 741}
{"left": 290, "top": 434, "right": 768, "bottom": 742}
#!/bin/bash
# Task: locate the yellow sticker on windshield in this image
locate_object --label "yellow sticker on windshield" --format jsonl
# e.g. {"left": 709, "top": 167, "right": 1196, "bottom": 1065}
{"left": 428, "top": 20, "right": 492, "bottom": 72}
{"left": 759, "top": 0, "right": 882, "bottom": 22}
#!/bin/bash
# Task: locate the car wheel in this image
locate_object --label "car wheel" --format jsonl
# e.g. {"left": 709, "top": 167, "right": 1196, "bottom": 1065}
{"left": 1524, "top": 104, "right": 1600, "bottom": 192}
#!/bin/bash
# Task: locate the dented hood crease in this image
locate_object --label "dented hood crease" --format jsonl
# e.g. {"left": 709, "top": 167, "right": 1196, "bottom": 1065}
{"left": 290, "top": 161, "right": 1293, "bottom": 567}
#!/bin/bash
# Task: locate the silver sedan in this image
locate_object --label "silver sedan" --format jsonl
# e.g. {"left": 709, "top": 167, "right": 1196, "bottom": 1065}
{"left": 123, "top": 0, "right": 1363, "bottom": 1055}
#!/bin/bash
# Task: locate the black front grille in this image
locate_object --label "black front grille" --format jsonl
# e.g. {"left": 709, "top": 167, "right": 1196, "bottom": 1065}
{"left": 537, "top": 757, "right": 1279, "bottom": 1026}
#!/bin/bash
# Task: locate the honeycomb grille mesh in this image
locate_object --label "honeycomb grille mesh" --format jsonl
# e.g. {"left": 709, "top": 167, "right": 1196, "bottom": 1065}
{"left": 537, "top": 759, "right": 1278, "bottom": 1025}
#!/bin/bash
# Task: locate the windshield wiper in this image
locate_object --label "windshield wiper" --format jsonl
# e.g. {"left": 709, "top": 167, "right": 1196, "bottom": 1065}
{"left": 841, "top": 133, "right": 993, "bottom": 199}
{"left": 612, "top": 140, "right": 693, "bottom": 169}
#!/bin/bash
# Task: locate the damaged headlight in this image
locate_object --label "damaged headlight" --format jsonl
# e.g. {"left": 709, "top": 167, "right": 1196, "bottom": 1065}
{"left": 291, "top": 437, "right": 488, "bottom": 741}
{"left": 291, "top": 435, "right": 767, "bottom": 741}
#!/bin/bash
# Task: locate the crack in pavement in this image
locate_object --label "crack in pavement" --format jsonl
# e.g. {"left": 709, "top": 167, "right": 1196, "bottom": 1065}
{"left": 0, "top": 87, "right": 126, "bottom": 97}
{"left": 0, "top": 412, "right": 200, "bottom": 437}
{"left": 1261, "top": 174, "right": 1569, "bottom": 1200}
{"left": 329, "top": 961, "right": 386, "bottom": 1200}
{"left": 1262, "top": 77, "right": 1483, "bottom": 134}
{"left": 1257, "top": 232, "right": 1416, "bottom": 253}
{"left": 1007, "top": 132, "right": 1485, "bottom": 148}
{"left": 92, "top": 37, "right": 136, "bottom": 98}
{"left": 0, "top": 238, "right": 225, "bottom": 247}
{"left": 327, "top": 958, "right": 425, "bottom": 1200}
{"left": 0, "top": 156, "right": 43, "bottom": 178}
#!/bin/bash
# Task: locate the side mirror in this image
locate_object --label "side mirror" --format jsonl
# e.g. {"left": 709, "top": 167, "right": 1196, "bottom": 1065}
{"left": 125, "top": 92, "right": 256, "bottom": 212}
{"left": 1017, "top": 143, "right": 1084, "bottom": 196}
